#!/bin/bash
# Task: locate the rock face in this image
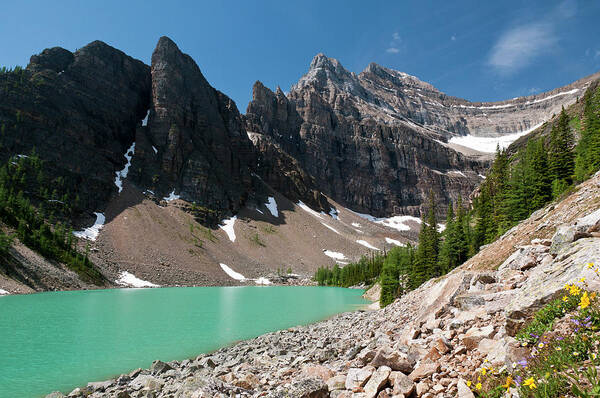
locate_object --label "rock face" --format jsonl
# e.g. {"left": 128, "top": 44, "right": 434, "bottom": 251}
{"left": 0, "top": 41, "right": 151, "bottom": 214}
{"left": 245, "top": 54, "right": 598, "bottom": 217}
{"left": 129, "top": 37, "right": 256, "bottom": 223}
{"left": 246, "top": 56, "right": 490, "bottom": 217}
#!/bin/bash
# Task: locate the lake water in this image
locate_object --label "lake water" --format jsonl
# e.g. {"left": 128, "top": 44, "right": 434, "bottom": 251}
{"left": 0, "top": 286, "right": 367, "bottom": 397}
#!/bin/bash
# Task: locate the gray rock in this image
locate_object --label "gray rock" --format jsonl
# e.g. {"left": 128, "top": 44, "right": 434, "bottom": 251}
{"left": 363, "top": 366, "right": 391, "bottom": 398}
{"left": 282, "top": 377, "right": 328, "bottom": 398}
{"left": 457, "top": 379, "right": 475, "bottom": 398}
{"left": 150, "top": 360, "right": 173, "bottom": 375}
{"left": 346, "top": 366, "right": 375, "bottom": 390}
{"left": 370, "top": 346, "right": 413, "bottom": 373}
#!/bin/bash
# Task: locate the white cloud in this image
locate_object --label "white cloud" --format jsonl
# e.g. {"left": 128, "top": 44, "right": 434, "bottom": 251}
{"left": 488, "top": 23, "right": 556, "bottom": 74}
{"left": 451, "top": 35, "right": 456, "bottom": 41}
{"left": 385, "top": 32, "right": 403, "bottom": 55}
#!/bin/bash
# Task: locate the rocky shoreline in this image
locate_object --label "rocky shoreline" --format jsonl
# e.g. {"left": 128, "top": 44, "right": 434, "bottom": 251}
{"left": 46, "top": 175, "right": 600, "bottom": 398}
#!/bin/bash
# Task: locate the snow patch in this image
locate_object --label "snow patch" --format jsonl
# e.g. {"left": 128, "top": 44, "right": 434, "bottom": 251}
{"left": 478, "top": 174, "right": 487, "bottom": 179}
{"left": 447, "top": 170, "right": 466, "bottom": 177}
{"left": 114, "top": 142, "right": 135, "bottom": 193}
{"left": 354, "top": 212, "right": 421, "bottom": 232}
{"left": 152, "top": 146, "right": 158, "bottom": 154}
{"left": 163, "top": 190, "right": 180, "bottom": 202}
{"left": 116, "top": 271, "right": 159, "bottom": 288}
{"left": 351, "top": 222, "right": 362, "bottom": 228}
{"left": 323, "top": 250, "right": 346, "bottom": 260}
{"left": 73, "top": 212, "right": 105, "bottom": 241}
{"left": 336, "top": 261, "right": 349, "bottom": 265}
{"left": 265, "top": 197, "right": 279, "bottom": 218}
{"left": 142, "top": 109, "right": 150, "bottom": 126}
{"left": 438, "top": 223, "right": 446, "bottom": 233}
{"left": 255, "top": 277, "right": 272, "bottom": 285}
{"left": 449, "top": 123, "right": 543, "bottom": 153}
{"left": 321, "top": 222, "right": 341, "bottom": 235}
{"left": 296, "top": 201, "right": 324, "bottom": 219}
{"left": 0, "top": 289, "right": 9, "bottom": 295}
{"left": 219, "top": 263, "right": 245, "bottom": 280}
{"left": 356, "top": 240, "right": 380, "bottom": 250}
{"left": 385, "top": 237, "right": 405, "bottom": 246}
{"left": 219, "top": 216, "right": 237, "bottom": 242}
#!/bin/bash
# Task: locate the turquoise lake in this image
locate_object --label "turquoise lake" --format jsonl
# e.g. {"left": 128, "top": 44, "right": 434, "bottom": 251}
{"left": 0, "top": 286, "right": 367, "bottom": 398}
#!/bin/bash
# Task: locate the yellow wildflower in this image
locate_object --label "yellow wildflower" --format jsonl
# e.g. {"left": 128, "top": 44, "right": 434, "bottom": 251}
{"left": 524, "top": 377, "right": 537, "bottom": 389}
{"left": 481, "top": 368, "right": 487, "bottom": 376}
{"left": 570, "top": 284, "right": 581, "bottom": 296}
{"left": 588, "top": 263, "right": 595, "bottom": 269}
{"left": 467, "top": 381, "right": 472, "bottom": 387}
{"left": 502, "top": 376, "right": 513, "bottom": 392}
{"left": 591, "top": 292, "right": 597, "bottom": 300}
{"left": 562, "top": 296, "right": 568, "bottom": 302}
{"left": 565, "top": 283, "right": 571, "bottom": 290}
{"left": 580, "top": 291, "right": 590, "bottom": 309}
{"left": 556, "top": 346, "right": 562, "bottom": 351}
{"left": 476, "top": 382, "right": 482, "bottom": 391}
{"left": 538, "top": 343, "right": 544, "bottom": 348}
{"left": 579, "top": 277, "right": 586, "bottom": 283}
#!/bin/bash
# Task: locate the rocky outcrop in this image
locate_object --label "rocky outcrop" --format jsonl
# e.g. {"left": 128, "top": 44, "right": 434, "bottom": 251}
{"left": 0, "top": 41, "right": 151, "bottom": 215}
{"left": 129, "top": 37, "right": 256, "bottom": 224}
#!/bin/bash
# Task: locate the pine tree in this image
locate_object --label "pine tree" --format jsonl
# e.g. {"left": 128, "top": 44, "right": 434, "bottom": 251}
{"left": 528, "top": 139, "right": 552, "bottom": 210}
{"left": 438, "top": 202, "right": 455, "bottom": 274}
{"left": 575, "top": 84, "right": 600, "bottom": 181}
{"left": 548, "top": 108, "right": 575, "bottom": 194}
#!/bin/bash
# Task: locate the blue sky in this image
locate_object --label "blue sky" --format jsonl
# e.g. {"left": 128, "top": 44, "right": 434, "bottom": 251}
{"left": 1, "top": 1, "right": 599, "bottom": 111}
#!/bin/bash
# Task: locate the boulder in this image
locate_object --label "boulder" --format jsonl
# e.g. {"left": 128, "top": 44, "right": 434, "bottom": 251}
{"left": 284, "top": 377, "right": 329, "bottom": 398}
{"left": 301, "top": 365, "right": 335, "bottom": 381}
{"left": 461, "top": 325, "right": 495, "bottom": 350}
{"left": 130, "top": 374, "right": 163, "bottom": 391}
{"left": 326, "top": 375, "right": 347, "bottom": 391}
{"left": 364, "top": 366, "right": 391, "bottom": 398}
{"left": 346, "top": 366, "right": 375, "bottom": 390}
{"left": 389, "top": 371, "right": 415, "bottom": 396}
{"left": 150, "top": 360, "right": 173, "bottom": 375}
{"left": 408, "top": 361, "right": 440, "bottom": 381}
{"left": 457, "top": 379, "right": 475, "bottom": 398}
{"left": 370, "top": 346, "right": 413, "bottom": 373}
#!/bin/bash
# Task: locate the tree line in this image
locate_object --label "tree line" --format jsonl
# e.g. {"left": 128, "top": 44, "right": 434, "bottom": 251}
{"left": 0, "top": 154, "right": 103, "bottom": 284}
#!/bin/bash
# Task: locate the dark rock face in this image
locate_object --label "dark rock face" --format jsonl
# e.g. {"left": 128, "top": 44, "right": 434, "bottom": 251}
{"left": 246, "top": 58, "right": 487, "bottom": 217}
{"left": 129, "top": 37, "right": 255, "bottom": 223}
{"left": 245, "top": 82, "right": 329, "bottom": 211}
{"left": 0, "top": 41, "right": 151, "bottom": 214}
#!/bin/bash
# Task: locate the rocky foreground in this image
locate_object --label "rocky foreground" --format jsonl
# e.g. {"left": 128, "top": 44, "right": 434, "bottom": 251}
{"left": 47, "top": 174, "right": 600, "bottom": 398}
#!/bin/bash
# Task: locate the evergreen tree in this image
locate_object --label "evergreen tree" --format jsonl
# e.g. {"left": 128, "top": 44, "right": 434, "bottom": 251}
{"left": 548, "top": 108, "right": 575, "bottom": 194}
{"left": 438, "top": 202, "right": 455, "bottom": 274}
{"left": 574, "top": 84, "right": 600, "bottom": 181}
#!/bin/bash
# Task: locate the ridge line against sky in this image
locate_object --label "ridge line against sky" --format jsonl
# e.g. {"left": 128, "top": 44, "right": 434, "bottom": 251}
{"left": 1, "top": 0, "right": 599, "bottom": 111}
